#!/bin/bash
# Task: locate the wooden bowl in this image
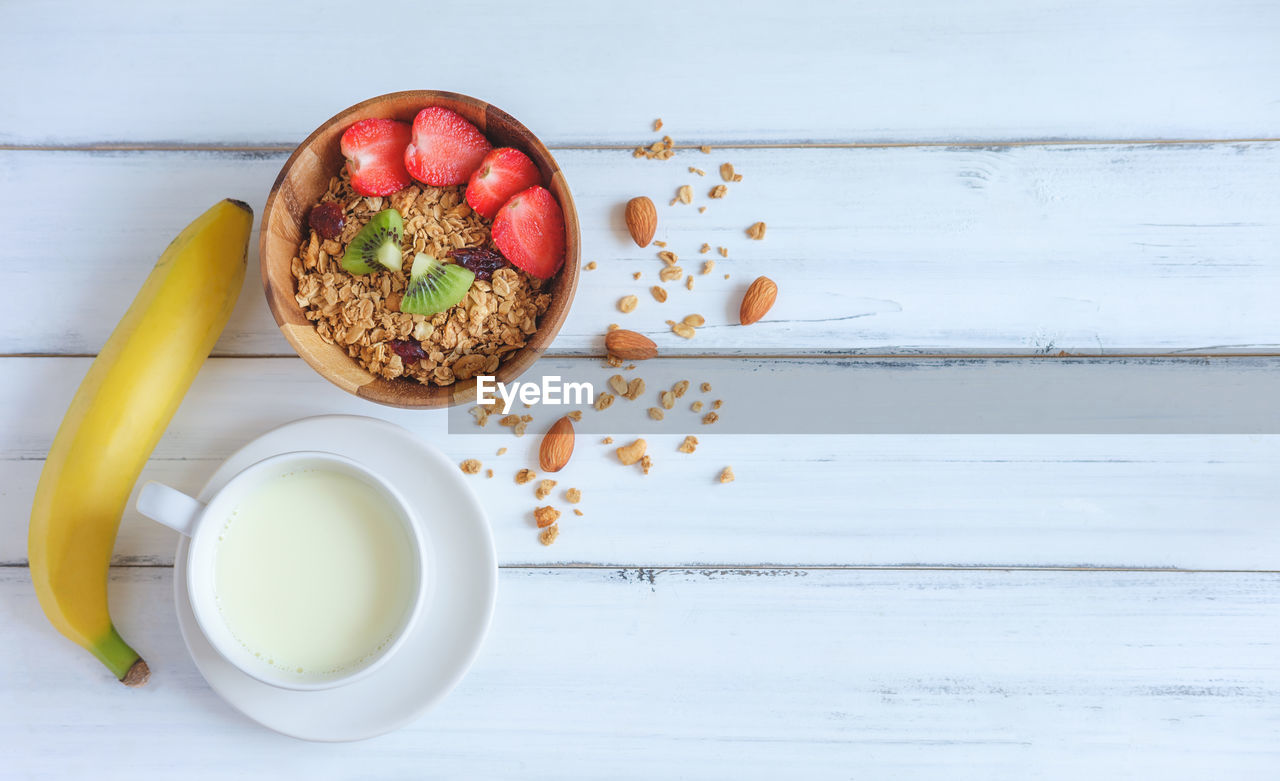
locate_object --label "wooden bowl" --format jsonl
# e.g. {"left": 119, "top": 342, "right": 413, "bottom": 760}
{"left": 261, "top": 91, "right": 580, "bottom": 409}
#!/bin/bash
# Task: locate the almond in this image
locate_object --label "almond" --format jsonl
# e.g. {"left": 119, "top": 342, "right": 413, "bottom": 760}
{"left": 739, "top": 276, "right": 778, "bottom": 325}
{"left": 624, "top": 197, "right": 657, "bottom": 248}
{"left": 538, "top": 416, "right": 575, "bottom": 472}
{"left": 605, "top": 329, "right": 658, "bottom": 360}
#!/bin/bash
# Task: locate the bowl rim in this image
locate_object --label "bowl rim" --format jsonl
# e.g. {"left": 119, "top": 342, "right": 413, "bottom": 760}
{"left": 260, "top": 90, "right": 580, "bottom": 410}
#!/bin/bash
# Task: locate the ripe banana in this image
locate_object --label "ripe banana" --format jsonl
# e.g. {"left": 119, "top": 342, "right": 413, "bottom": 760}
{"left": 29, "top": 199, "right": 252, "bottom": 685}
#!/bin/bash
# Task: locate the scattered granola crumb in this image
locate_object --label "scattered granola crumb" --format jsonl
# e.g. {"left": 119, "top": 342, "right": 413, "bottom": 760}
{"left": 595, "top": 393, "right": 616, "bottom": 411}
{"left": 700, "top": 382, "right": 712, "bottom": 392}
{"left": 497, "top": 447, "right": 508, "bottom": 456}
{"left": 700, "top": 145, "right": 711, "bottom": 154}
{"left": 701, "top": 259, "right": 715, "bottom": 274}
{"left": 678, "top": 435, "right": 699, "bottom": 454}
{"left": 709, "top": 185, "right": 727, "bottom": 199}
{"left": 603, "top": 436, "right": 614, "bottom": 444}
{"left": 685, "top": 275, "right": 695, "bottom": 291}
{"left": 607, "top": 323, "right": 620, "bottom": 331}
{"left": 513, "top": 421, "right": 528, "bottom": 437}
{"left": 691, "top": 400, "right": 704, "bottom": 412}
{"left": 618, "top": 294, "right": 638, "bottom": 313}
{"left": 660, "top": 390, "right": 675, "bottom": 409}
{"left": 699, "top": 243, "right": 710, "bottom": 254}
{"left": 677, "top": 185, "right": 693, "bottom": 205}
{"left": 536, "top": 479, "right": 557, "bottom": 500}
{"left": 566, "top": 488, "right": 582, "bottom": 504}
{"left": 567, "top": 410, "right": 583, "bottom": 422}
{"left": 486, "top": 469, "right": 494, "bottom": 478}
{"left": 539, "top": 525, "right": 560, "bottom": 545}
{"left": 698, "top": 206, "right": 707, "bottom": 214}
{"left": 724, "top": 274, "right": 730, "bottom": 280}
{"left": 459, "top": 459, "right": 482, "bottom": 475}
{"left": 648, "top": 407, "right": 665, "bottom": 420}
{"left": 672, "top": 380, "right": 690, "bottom": 397}
{"left": 516, "top": 468, "right": 537, "bottom": 485}
{"left": 584, "top": 261, "right": 597, "bottom": 270}
{"left": 651, "top": 285, "right": 668, "bottom": 303}
{"left": 534, "top": 505, "right": 560, "bottom": 528}
{"left": 720, "top": 163, "right": 743, "bottom": 182}
{"left": 719, "top": 466, "right": 735, "bottom": 484}
{"left": 573, "top": 509, "right": 584, "bottom": 516}
{"left": 605, "top": 354, "right": 624, "bottom": 368}
{"left": 640, "top": 454, "right": 653, "bottom": 475}
{"left": 616, "top": 438, "right": 647, "bottom": 465}
{"left": 635, "top": 135, "right": 676, "bottom": 160}
{"left": 654, "top": 240, "right": 667, "bottom": 248}
{"left": 623, "top": 378, "right": 645, "bottom": 401}
{"left": 470, "top": 406, "right": 491, "bottom": 427}
{"left": 689, "top": 166, "right": 705, "bottom": 176}
{"left": 703, "top": 411, "right": 720, "bottom": 425}
{"left": 718, "top": 246, "right": 728, "bottom": 258}
{"left": 747, "top": 221, "right": 767, "bottom": 240}
{"left": 499, "top": 414, "right": 520, "bottom": 427}
{"left": 653, "top": 118, "right": 664, "bottom": 132}
{"left": 713, "top": 399, "right": 723, "bottom": 409}
{"left": 632, "top": 271, "right": 642, "bottom": 280}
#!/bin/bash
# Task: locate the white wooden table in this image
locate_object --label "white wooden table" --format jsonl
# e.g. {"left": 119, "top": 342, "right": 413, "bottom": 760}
{"left": 2, "top": 1, "right": 1279, "bottom": 776}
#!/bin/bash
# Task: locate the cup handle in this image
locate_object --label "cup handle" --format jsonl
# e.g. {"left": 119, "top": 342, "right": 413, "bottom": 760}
{"left": 136, "top": 482, "right": 205, "bottom": 537}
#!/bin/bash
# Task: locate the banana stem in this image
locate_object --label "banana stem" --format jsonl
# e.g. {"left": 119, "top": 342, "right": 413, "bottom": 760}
{"left": 92, "top": 625, "right": 149, "bottom": 685}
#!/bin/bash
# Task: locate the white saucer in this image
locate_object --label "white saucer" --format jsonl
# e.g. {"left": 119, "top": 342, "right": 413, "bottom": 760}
{"left": 173, "top": 415, "right": 496, "bottom": 742}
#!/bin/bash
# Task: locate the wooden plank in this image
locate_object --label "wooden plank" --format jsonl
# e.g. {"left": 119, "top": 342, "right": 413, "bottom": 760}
{"left": 4, "top": 357, "right": 1279, "bottom": 569}
{"left": 4, "top": 143, "right": 1280, "bottom": 356}
{"left": 2, "top": 1, "right": 1279, "bottom": 146}
{"left": 3, "top": 567, "right": 1278, "bottom": 776}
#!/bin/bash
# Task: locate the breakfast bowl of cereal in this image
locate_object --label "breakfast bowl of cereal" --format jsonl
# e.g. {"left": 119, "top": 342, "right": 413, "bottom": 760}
{"left": 261, "top": 91, "right": 580, "bottom": 408}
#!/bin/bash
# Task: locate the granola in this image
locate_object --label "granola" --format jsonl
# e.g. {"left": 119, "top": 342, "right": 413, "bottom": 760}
{"left": 291, "top": 169, "right": 552, "bottom": 386}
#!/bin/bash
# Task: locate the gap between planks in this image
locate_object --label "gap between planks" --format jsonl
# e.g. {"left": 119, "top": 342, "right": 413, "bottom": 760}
{"left": 1, "top": 562, "right": 1277, "bottom": 574}
{"left": 1, "top": 137, "right": 1279, "bottom": 153}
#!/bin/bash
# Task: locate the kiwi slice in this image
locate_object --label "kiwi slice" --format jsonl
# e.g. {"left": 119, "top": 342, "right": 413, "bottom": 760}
{"left": 399, "top": 253, "right": 476, "bottom": 316}
{"left": 340, "top": 209, "right": 404, "bottom": 275}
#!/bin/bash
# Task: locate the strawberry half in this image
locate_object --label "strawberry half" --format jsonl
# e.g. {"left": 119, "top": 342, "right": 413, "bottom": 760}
{"left": 404, "top": 107, "right": 492, "bottom": 186}
{"left": 340, "top": 119, "right": 413, "bottom": 196}
{"left": 492, "top": 185, "right": 566, "bottom": 279}
{"left": 465, "top": 148, "right": 542, "bottom": 219}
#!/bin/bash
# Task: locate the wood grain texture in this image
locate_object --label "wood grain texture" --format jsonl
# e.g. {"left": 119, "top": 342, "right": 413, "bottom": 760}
{"left": 3, "top": 357, "right": 1278, "bottom": 569}
{"left": 1, "top": 0, "right": 1278, "bottom": 146}
{"left": 3, "top": 567, "right": 1278, "bottom": 778}
{"left": 3, "top": 143, "right": 1279, "bottom": 357}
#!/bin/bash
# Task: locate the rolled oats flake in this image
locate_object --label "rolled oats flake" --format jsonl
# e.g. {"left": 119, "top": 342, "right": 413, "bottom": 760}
{"left": 672, "top": 380, "right": 690, "bottom": 398}
{"left": 595, "top": 393, "right": 616, "bottom": 411}
{"left": 618, "top": 295, "right": 638, "bottom": 313}
{"left": 650, "top": 286, "right": 668, "bottom": 303}
{"left": 648, "top": 407, "right": 665, "bottom": 420}
{"left": 660, "top": 266, "right": 683, "bottom": 282}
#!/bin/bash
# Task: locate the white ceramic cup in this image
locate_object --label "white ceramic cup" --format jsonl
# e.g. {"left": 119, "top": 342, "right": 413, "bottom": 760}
{"left": 137, "top": 451, "right": 428, "bottom": 691}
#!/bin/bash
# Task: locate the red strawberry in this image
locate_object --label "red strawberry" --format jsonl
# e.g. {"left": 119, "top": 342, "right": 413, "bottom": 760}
{"left": 465, "top": 148, "right": 542, "bottom": 219}
{"left": 340, "top": 119, "right": 413, "bottom": 196}
{"left": 404, "top": 107, "right": 492, "bottom": 186}
{"left": 492, "top": 185, "right": 566, "bottom": 279}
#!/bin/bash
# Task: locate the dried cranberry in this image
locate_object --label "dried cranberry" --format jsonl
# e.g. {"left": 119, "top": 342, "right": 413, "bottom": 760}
{"left": 308, "top": 202, "right": 345, "bottom": 240}
{"left": 448, "top": 247, "right": 507, "bottom": 280}
{"left": 387, "top": 339, "right": 428, "bottom": 362}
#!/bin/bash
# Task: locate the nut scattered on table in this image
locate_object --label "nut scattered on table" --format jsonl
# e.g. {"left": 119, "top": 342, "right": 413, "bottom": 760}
{"left": 539, "top": 416, "right": 575, "bottom": 472}
{"left": 605, "top": 329, "right": 658, "bottom": 360}
{"left": 746, "top": 221, "right": 767, "bottom": 240}
{"left": 616, "top": 438, "right": 647, "bottom": 466}
{"left": 740, "top": 276, "right": 778, "bottom": 325}
{"left": 624, "top": 196, "right": 657, "bottom": 247}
